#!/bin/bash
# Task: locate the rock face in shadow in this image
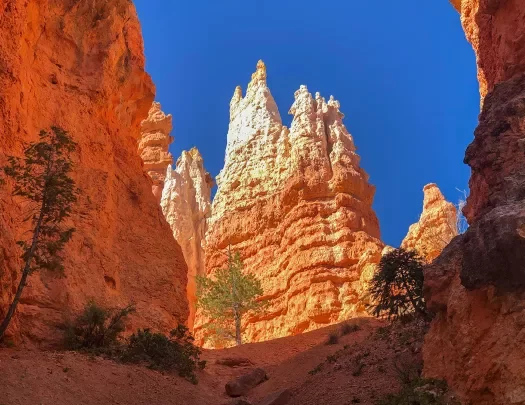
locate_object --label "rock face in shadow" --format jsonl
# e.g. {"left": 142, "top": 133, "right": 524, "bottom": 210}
{"left": 197, "top": 61, "right": 384, "bottom": 345}
{"left": 424, "top": 3, "right": 525, "bottom": 403}
{"left": 161, "top": 148, "right": 213, "bottom": 330}
{"left": 139, "top": 102, "right": 174, "bottom": 201}
{"left": 401, "top": 184, "right": 457, "bottom": 262}
{"left": 0, "top": 0, "right": 188, "bottom": 344}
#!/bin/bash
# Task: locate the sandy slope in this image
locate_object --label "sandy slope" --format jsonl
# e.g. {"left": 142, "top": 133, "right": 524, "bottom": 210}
{"left": 0, "top": 318, "right": 423, "bottom": 405}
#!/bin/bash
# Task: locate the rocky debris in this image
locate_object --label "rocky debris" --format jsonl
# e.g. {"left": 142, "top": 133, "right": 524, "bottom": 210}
{"left": 401, "top": 184, "right": 457, "bottom": 262}
{"left": 225, "top": 368, "right": 268, "bottom": 397}
{"left": 0, "top": 0, "right": 188, "bottom": 344}
{"left": 139, "top": 102, "right": 174, "bottom": 200}
{"left": 161, "top": 147, "right": 213, "bottom": 329}
{"left": 257, "top": 389, "right": 292, "bottom": 405}
{"left": 216, "top": 357, "right": 255, "bottom": 368}
{"left": 424, "top": 3, "right": 525, "bottom": 403}
{"left": 198, "top": 61, "right": 384, "bottom": 345}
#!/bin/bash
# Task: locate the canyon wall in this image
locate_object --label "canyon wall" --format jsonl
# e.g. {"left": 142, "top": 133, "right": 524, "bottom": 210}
{"left": 423, "top": 1, "right": 525, "bottom": 403}
{"left": 161, "top": 148, "right": 213, "bottom": 330}
{"left": 401, "top": 184, "right": 457, "bottom": 262}
{"left": 0, "top": 0, "right": 188, "bottom": 344}
{"left": 453, "top": 0, "right": 525, "bottom": 100}
{"left": 197, "top": 61, "right": 384, "bottom": 345}
{"left": 139, "top": 102, "right": 174, "bottom": 201}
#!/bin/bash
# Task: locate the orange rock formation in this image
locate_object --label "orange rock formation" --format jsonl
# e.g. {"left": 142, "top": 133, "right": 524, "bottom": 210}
{"left": 423, "top": 2, "right": 525, "bottom": 403}
{"left": 401, "top": 184, "right": 457, "bottom": 262}
{"left": 453, "top": 0, "right": 525, "bottom": 100}
{"left": 139, "top": 102, "right": 174, "bottom": 201}
{"left": 161, "top": 148, "right": 213, "bottom": 330}
{"left": 0, "top": 0, "right": 188, "bottom": 344}
{"left": 197, "top": 61, "right": 384, "bottom": 345}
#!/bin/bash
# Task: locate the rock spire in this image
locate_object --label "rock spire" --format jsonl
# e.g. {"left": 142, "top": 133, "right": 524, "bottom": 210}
{"left": 196, "top": 61, "right": 384, "bottom": 345}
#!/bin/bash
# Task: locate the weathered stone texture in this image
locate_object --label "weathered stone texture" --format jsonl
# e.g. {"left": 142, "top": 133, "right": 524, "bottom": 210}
{"left": 197, "top": 61, "right": 383, "bottom": 345}
{"left": 0, "top": 0, "right": 188, "bottom": 344}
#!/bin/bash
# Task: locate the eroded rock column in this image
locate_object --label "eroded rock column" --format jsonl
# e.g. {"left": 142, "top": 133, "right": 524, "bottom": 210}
{"left": 401, "top": 184, "right": 457, "bottom": 262}
{"left": 198, "top": 61, "right": 384, "bottom": 345}
{"left": 161, "top": 148, "right": 213, "bottom": 329}
{"left": 139, "top": 102, "right": 174, "bottom": 201}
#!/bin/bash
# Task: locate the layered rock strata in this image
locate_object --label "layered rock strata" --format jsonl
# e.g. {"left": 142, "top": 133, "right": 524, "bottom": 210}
{"left": 423, "top": 2, "right": 525, "bottom": 403}
{"left": 197, "top": 61, "right": 384, "bottom": 344}
{"left": 161, "top": 148, "right": 213, "bottom": 329}
{"left": 0, "top": 0, "right": 188, "bottom": 344}
{"left": 139, "top": 102, "right": 174, "bottom": 201}
{"left": 401, "top": 184, "right": 457, "bottom": 262}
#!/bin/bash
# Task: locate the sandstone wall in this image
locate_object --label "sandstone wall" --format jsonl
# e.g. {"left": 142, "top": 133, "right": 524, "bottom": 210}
{"left": 0, "top": 0, "right": 188, "bottom": 344}
{"left": 401, "top": 184, "right": 457, "bottom": 262}
{"left": 139, "top": 102, "right": 174, "bottom": 201}
{"left": 453, "top": 0, "right": 525, "bottom": 100}
{"left": 197, "top": 61, "right": 384, "bottom": 345}
{"left": 423, "top": 2, "right": 525, "bottom": 403}
{"left": 161, "top": 148, "right": 213, "bottom": 330}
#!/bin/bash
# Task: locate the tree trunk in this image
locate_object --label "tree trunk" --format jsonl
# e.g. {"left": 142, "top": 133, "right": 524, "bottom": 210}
{"left": 234, "top": 310, "right": 242, "bottom": 346}
{"left": 400, "top": 271, "right": 428, "bottom": 320}
{"left": 0, "top": 208, "right": 44, "bottom": 340}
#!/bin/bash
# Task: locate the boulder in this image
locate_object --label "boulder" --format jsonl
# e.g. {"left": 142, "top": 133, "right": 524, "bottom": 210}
{"left": 225, "top": 368, "right": 268, "bottom": 397}
{"left": 257, "top": 389, "right": 292, "bottom": 405}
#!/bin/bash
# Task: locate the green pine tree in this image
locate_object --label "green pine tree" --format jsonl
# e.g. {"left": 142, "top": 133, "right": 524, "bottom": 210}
{"left": 367, "top": 248, "right": 428, "bottom": 321}
{"left": 196, "top": 249, "right": 265, "bottom": 346}
{"left": 0, "top": 127, "right": 78, "bottom": 340}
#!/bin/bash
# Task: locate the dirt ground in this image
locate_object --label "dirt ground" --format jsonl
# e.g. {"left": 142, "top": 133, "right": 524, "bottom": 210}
{"left": 0, "top": 318, "right": 425, "bottom": 405}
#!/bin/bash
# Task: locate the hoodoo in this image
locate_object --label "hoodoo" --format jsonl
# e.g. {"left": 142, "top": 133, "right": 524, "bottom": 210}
{"left": 139, "top": 102, "right": 174, "bottom": 201}
{"left": 196, "top": 61, "right": 384, "bottom": 344}
{"left": 161, "top": 148, "right": 214, "bottom": 329}
{"left": 401, "top": 184, "right": 457, "bottom": 262}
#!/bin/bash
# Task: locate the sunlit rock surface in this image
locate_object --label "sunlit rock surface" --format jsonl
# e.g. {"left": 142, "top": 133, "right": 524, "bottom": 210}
{"left": 196, "top": 61, "right": 384, "bottom": 345}
{"left": 161, "top": 148, "right": 213, "bottom": 329}
{"left": 453, "top": 0, "right": 525, "bottom": 100}
{"left": 401, "top": 184, "right": 457, "bottom": 262}
{"left": 0, "top": 0, "right": 188, "bottom": 344}
{"left": 139, "top": 102, "right": 174, "bottom": 201}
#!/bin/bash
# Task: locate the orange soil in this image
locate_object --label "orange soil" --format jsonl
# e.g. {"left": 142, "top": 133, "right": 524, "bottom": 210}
{"left": 0, "top": 318, "right": 423, "bottom": 405}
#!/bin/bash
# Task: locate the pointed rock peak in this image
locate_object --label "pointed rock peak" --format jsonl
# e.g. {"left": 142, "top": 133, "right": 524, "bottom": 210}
{"left": 246, "top": 60, "right": 268, "bottom": 94}
{"left": 230, "top": 86, "right": 243, "bottom": 118}
{"left": 141, "top": 101, "right": 173, "bottom": 133}
{"left": 253, "top": 59, "right": 267, "bottom": 83}
{"left": 325, "top": 95, "right": 344, "bottom": 119}
{"left": 189, "top": 146, "right": 203, "bottom": 160}
{"left": 231, "top": 86, "right": 242, "bottom": 104}
{"left": 289, "top": 85, "right": 314, "bottom": 116}
{"left": 423, "top": 183, "right": 447, "bottom": 210}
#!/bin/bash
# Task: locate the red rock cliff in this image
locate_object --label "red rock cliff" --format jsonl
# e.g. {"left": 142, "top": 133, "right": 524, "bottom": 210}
{"left": 423, "top": 2, "right": 525, "bottom": 403}
{"left": 454, "top": 0, "right": 525, "bottom": 100}
{"left": 196, "top": 61, "right": 384, "bottom": 345}
{"left": 0, "top": 0, "right": 188, "bottom": 344}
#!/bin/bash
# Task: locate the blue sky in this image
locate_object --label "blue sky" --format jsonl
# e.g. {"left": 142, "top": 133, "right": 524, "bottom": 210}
{"left": 134, "top": 0, "right": 479, "bottom": 247}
